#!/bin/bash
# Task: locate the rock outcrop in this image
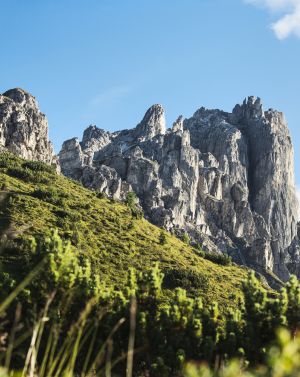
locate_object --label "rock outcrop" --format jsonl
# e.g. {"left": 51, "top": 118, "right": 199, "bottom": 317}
{"left": 59, "top": 97, "right": 299, "bottom": 282}
{"left": 0, "top": 88, "right": 58, "bottom": 167}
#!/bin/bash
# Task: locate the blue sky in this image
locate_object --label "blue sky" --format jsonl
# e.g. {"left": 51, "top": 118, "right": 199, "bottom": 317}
{"left": 1, "top": 0, "right": 300, "bottom": 184}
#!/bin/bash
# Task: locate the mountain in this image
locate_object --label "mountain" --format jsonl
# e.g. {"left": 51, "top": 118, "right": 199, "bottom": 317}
{"left": 1, "top": 88, "right": 299, "bottom": 283}
{"left": 58, "top": 96, "right": 299, "bottom": 282}
{"left": 0, "top": 151, "right": 252, "bottom": 311}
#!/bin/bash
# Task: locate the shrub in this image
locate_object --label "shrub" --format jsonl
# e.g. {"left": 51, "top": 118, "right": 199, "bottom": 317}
{"left": 22, "top": 160, "right": 54, "bottom": 173}
{"left": 204, "top": 252, "right": 232, "bottom": 266}
{"left": 54, "top": 209, "right": 81, "bottom": 228}
{"left": 159, "top": 230, "right": 167, "bottom": 245}
{"left": 7, "top": 166, "right": 34, "bottom": 181}
{"left": 96, "top": 191, "right": 107, "bottom": 199}
{"left": 163, "top": 268, "right": 209, "bottom": 291}
{"left": 125, "top": 191, "right": 138, "bottom": 208}
{"left": 32, "top": 187, "right": 60, "bottom": 204}
{"left": 182, "top": 232, "right": 190, "bottom": 245}
{"left": 125, "top": 191, "right": 143, "bottom": 218}
{"left": 194, "top": 244, "right": 205, "bottom": 258}
{"left": 2, "top": 248, "right": 300, "bottom": 376}
{"left": 7, "top": 167, "right": 49, "bottom": 184}
{"left": 185, "top": 329, "right": 300, "bottom": 377}
{"left": 0, "top": 179, "right": 7, "bottom": 191}
{"left": 0, "top": 152, "right": 21, "bottom": 169}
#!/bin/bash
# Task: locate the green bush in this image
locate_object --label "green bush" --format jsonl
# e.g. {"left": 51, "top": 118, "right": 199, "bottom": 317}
{"left": 194, "top": 244, "right": 205, "bottom": 258}
{"left": 204, "top": 251, "right": 232, "bottom": 266}
{"left": 185, "top": 329, "right": 300, "bottom": 377}
{"left": 2, "top": 236, "right": 300, "bottom": 377}
{"left": 0, "top": 154, "right": 53, "bottom": 184}
{"left": 7, "top": 167, "right": 49, "bottom": 184}
{"left": 7, "top": 166, "right": 34, "bottom": 181}
{"left": 22, "top": 160, "right": 54, "bottom": 173}
{"left": 96, "top": 191, "right": 107, "bottom": 199}
{"left": 159, "top": 230, "right": 167, "bottom": 245}
{"left": 163, "top": 268, "right": 209, "bottom": 291}
{"left": 125, "top": 191, "right": 143, "bottom": 218}
{"left": 182, "top": 232, "right": 190, "bottom": 245}
{"left": 32, "top": 187, "right": 60, "bottom": 204}
{"left": 0, "top": 152, "right": 21, "bottom": 169}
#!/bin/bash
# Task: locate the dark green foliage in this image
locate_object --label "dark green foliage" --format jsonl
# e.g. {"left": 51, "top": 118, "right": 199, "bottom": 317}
{"left": 163, "top": 268, "right": 209, "bottom": 292}
{"left": 125, "top": 191, "right": 137, "bottom": 208}
{"left": 22, "top": 160, "right": 55, "bottom": 173}
{"left": 54, "top": 209, "right": 81, "bottom": 228}
{"left": 32, "top": 187, "right": 61, "bottom": 205}
{"left": 0, "top": 179, "right": 7, "bottom": 191}
{"left": 194, "top": 244, "right": 205, "bottom": 258}
{"left": 7, "top": 166, "right": 35, "bottom": 181}
{"left": 125, "top": 191, "right": 143, "bottom": 218}
{"left": 95, "top": 191, "right": 107, "bottom": 199}
{"left": 285, "top": 275, "right": 300, "bottom": 335}
{"left": 159, "top": 230, "right": 167, "bottom": 245}
{"left": 0, "top": 152, "right": 20, "bottom": 168}
{"left": 7, "top": 166, "right": 50, "bottom": 184}
{"left": 204, "top": 252, "right": 232, "bottom": 266}
{"left": 1, "top": 229, "right": 300, "bottom": 376}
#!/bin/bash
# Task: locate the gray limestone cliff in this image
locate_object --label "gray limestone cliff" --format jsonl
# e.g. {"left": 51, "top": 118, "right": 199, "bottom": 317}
{"left": 0, "top": 88, "right": 58, "bottom": 167}
{"left": 59, "top": 97, "right": 299, "bottom": 282}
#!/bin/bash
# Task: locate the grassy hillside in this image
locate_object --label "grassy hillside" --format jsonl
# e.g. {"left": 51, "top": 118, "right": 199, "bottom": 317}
{"left": 0, "top": 152, "right": 255, "bottom": 310}
{"left": 4, "top": 152, "right": 299, "bottom": 377}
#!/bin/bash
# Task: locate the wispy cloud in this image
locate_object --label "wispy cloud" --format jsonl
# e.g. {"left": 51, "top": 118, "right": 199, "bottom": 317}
{"left": 245, "top": 0, "right": 300, "bottom": 39}
{"left": 90, "top": 86, "right": 133, "bottom": 107}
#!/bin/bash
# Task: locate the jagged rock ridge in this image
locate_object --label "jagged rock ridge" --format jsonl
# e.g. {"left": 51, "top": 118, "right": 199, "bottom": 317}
{"left": 59, "top": 96, "right": 299, "bottom": 282}
{"left": 0, "top": 88, "right": 58, "bottom": 167}
{"left": 0, "top": 88, "right": 298, "bottom": 282}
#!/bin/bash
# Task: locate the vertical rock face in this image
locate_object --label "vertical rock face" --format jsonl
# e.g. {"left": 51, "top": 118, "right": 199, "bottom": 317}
{"left": 59, "top": 97, "right": 299, "bottom": 282}
{"left": 231, "top": 97, "right": 298, "bottom": 278}
{"left": 0, "top": 88, "right": 58, "bottom": 167}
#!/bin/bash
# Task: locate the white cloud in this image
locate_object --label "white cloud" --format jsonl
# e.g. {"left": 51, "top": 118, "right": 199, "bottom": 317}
{"left": 245, "top": 0, "right": 300, "bottom": 39}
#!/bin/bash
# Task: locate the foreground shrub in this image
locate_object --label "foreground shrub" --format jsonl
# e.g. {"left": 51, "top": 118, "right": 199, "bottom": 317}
{"left": 185, "top": 329, "right": 300, "bottom": 377}
{"left": 1, "top": 232, "right": 300, "bottom": 376}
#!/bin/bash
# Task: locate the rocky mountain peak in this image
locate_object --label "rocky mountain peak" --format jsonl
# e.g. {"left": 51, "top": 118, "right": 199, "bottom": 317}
{"left": 1, "top": 88, "right": 299, "bottom": 286}
{"left": 82, "top": 125, "right": 106, "bottom": 145}
{"left": 3, "top": 88, "right": 39, "bottom": 109}
{"left": 58, "top": 96, "right": 300, "bottom": 285}
{"left": 0, "top": 88, "right": 58, "bottom": 168}
{"left": 232, "top": 95, "right": 264, "bottom": 122}
{"left": 134, "top": 104, "right": 166, "bottom": 141}
{"left": 172, "top": 116, "right": 184, "bottom": 132}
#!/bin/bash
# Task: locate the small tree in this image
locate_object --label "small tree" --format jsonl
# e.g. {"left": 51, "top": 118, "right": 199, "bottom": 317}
{"left": 125, "top": 191, "right": 138, "bottom": 209}
{"left": 125, "top": 191, "right": 143, "bottom": 218}
{"left": 285, "top": 275, "right": 300, "bottom": 337}
{"left": 159, "top": 231, "right": 167, "bottom": 245}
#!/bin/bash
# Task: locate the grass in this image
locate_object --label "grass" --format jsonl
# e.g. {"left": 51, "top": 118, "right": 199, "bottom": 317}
{"left": 0, "top": 152, "right": 261, "bottom": 311}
